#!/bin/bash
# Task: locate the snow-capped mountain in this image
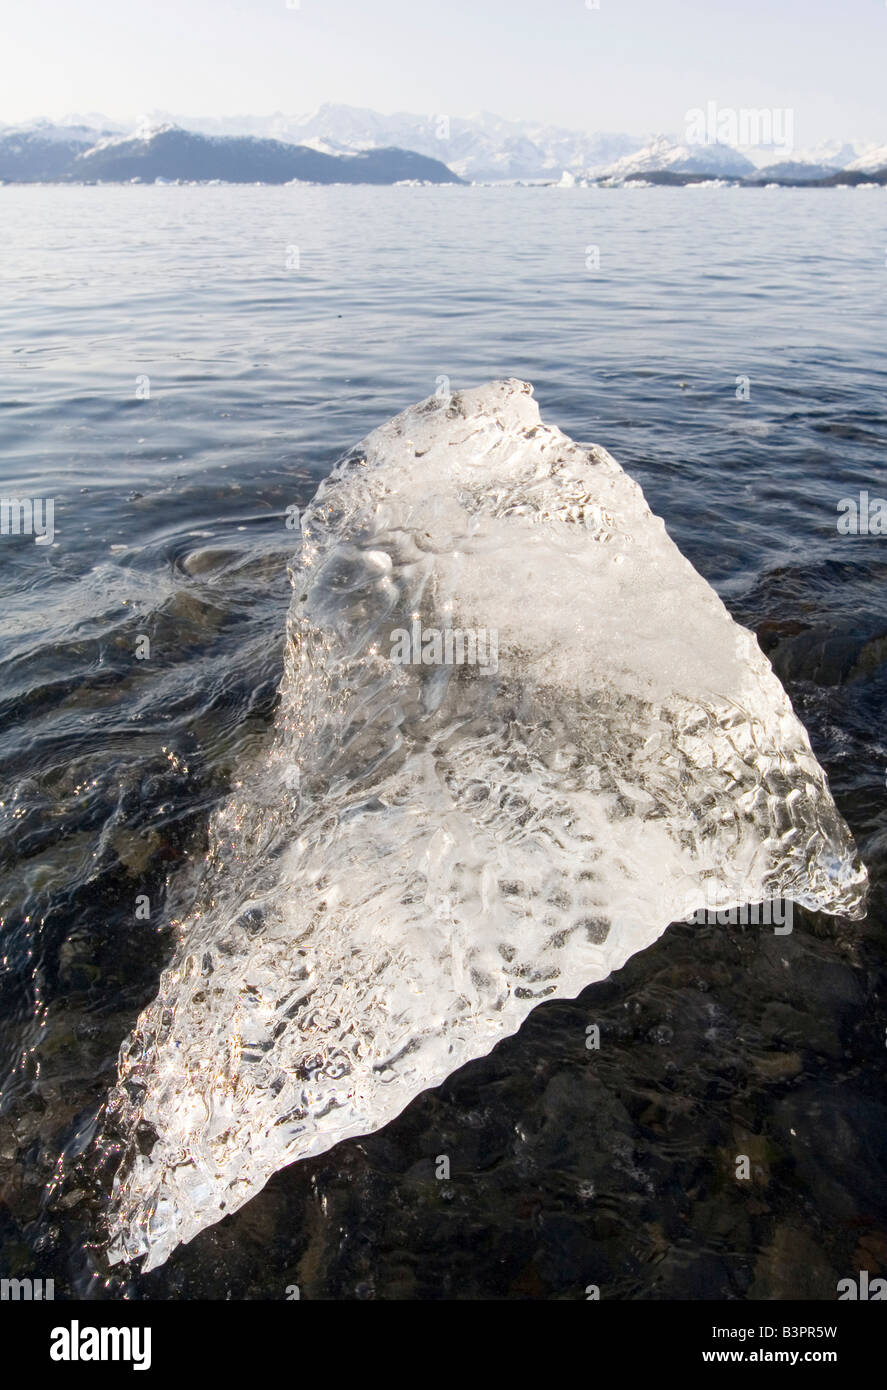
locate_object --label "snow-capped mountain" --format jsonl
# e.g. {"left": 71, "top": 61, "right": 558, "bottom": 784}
{"left": 69, "top": 126, "right": 462, "bottom": 184}
{"left": 56, "top": 105, "right": 643, "bottom": 181}
{"left": 78, "top": 118, "right": 177, "bottom": 157}
{"left": 0, "top": 118, "right": 113, "bottom": 146}
{"left": 0, "top": 120, "right": 463, "bottom": 185}
{"left": 598, "top": 135, "right": 757, "bottom": 181}
{"left": 845, "top": 144, "right": 887, "bottom": 174}
{"left": 142, "top": 104, "right": 646, "bottom": 181}
{"left": 754, "top": 139, "right": 857, "bottom": 171}
{"left": 0, "top": 121, "right": 108, "bottom": 180}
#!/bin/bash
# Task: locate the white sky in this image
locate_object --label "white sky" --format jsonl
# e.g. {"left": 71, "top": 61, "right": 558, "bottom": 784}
{"left": 2, "top": 0, "right": 885, "bottom": 144}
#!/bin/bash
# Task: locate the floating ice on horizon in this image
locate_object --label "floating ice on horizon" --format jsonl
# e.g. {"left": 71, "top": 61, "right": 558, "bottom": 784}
{"left": 103, "top": 379, "right": 867, "bottom": 1270}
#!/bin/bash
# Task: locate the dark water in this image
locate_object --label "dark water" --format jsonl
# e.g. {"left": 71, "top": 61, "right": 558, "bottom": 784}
{"left": 1, "top": 184, "right": 886, "bottom": 1300}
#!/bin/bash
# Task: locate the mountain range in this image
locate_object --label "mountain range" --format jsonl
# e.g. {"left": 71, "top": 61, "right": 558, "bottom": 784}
{"left": 0, "top": 121, "right": 462, "bottom": 185}
{"left": 1, "top": 107, "right": 885, "bottom": 186}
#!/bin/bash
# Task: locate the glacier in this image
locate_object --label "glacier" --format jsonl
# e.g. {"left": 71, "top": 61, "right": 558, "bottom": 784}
{"left": 102, "top": 379, "right": 867, "bottom": 1271}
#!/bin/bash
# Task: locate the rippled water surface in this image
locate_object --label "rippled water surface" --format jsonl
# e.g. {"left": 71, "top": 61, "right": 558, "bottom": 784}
{"left": 1, "top": 185, "right": 886, "bottom": 1299}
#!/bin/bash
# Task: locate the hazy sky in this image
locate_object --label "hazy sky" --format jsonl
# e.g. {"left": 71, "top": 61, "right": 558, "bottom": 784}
{"left": 2, "top": 0, "right": 884, "bottom": 144}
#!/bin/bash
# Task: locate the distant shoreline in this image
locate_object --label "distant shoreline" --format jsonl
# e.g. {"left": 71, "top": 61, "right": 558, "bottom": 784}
{"left": 2, "top": 176, "right": 885, "bottom": 189}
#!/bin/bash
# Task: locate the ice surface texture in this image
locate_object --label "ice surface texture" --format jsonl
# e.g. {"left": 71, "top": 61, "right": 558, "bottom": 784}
{"left": 104, "top": 380, "right": 867, "bottom": 1270}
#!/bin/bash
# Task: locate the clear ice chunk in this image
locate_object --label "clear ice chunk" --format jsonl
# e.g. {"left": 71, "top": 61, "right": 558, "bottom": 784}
{"left": 103, "top": 379, "right": 867, "bottom": 1270}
